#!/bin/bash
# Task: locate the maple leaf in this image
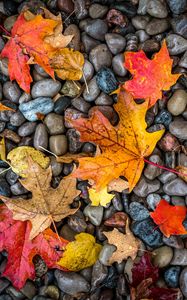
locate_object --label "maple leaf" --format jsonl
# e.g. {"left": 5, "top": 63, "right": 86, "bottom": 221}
{"left": 88, "top": 186, "right": 114, "bottom": 206}
{"left": 0, "top": 205, "right": 68, "bottom": 289}
{"left": 0, "top": 157, "right": 80, "bottom": 239}
{"left": 0, "top": 103, "right": 15, "bottom": 111}
{"left": 103, "top": 219, "right": 140, "bottom": 264}
{"left": 67, "top": 88, "right": 164, "bottom": 191}
{"left": 123, "top": 40, "right": 180, "bottom": 107}
{"left": 150, "top": 199, "right": 187, "bottom": 238}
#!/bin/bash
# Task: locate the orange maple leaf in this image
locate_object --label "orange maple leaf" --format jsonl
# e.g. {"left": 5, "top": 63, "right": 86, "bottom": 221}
{"left": 123, "top": 41, "right": 180, "bottom": 107}
{"left": 150, "top": 199, "right": 187, "bottom": 238}
{"left": 67, "top": 88, "right": 164, "bottom": 192}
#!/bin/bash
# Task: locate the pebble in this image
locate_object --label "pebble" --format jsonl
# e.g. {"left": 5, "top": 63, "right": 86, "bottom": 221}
{"left": 4, "top": 15, "right": 17, "bottom": 32}
{"left": 54, "top": 96, "right": 71, "bottom": 115}
{"left": 163, "top": 235, "right": 184, "bottom": 249}
{"left": 146, "top": 19, "right": 169, "bottom": 35}
{"left": 171, "top": 14, "right": 187, "bottom": 39}
{"left": 129, "top": 202, "right": 149, "bottom": 221}
{"left": 0, "top": 122, "right": 5, "bottom": 133}
{"left": 64, "top": 108, "right": 86, "bottom": 129}
{"left": 89, "top": 44, "right": 112, "bottom": 72}
{"left": 163, "top": 178, "right": 187, "bottom": 196}
{"left": 19, "top": 92, "right": 32, "bottom": 104}
{"left": 0, "top": 279, "right": 10, "bottom": 294}
{"left": 3, "top": 81, "right": 21, "bottom": 103}
{"left": 34, "top": 65, "right": 49, "bottom": 78}
{"left": 74, "top": 0, "right": 88, "bottom": 20}
{"left": 180, "top": 267, "right": 187, "bottom": 297}
{"left": 6, "top": 169, "right": 19, "bottom": 185}
{"left": 167, "top": 0, "right": 187, "bottom": 14}
{"left": 167, "top": 90, "right": 187, "bottom": 116}
{"left": 55, "top": 270, "right": 90, "bottom": 295}
{"left": 166, "top": 34, "right": 187, "bottom": 55}
{"left": 0, "top": 83, "right": 2, "bottom": 101}
{"left": 18, "top": 122, "right": 37, "bottom": 137}
{"left": 1, "top": 129, "right": 20, "bottom": 143}
{"left": 61, "top": 81, "right": 81, "bottom": 98}
{"left": 131, "top": 218, "right": 163, "bottom": 248}
{"left": 89, "top": 4, "right": 108, "bottom": 19}
{"left": 158, "top": 132, "right": 180, "bottom": 152}
{"left": 164, "top": 266, "right": 181, "bottom": 288}
{"left": 81, "top": 33, "right": 100, "bottom": 53}
{"left": 171, "top": 196, "right": 185, "bottom": 207}
{"left": 0, "top": 178, "right": 11, "bottom": 196}
{"left": 91, "top": 260, "right": 108, "bottom": 287}
{"left": 153, "top": 246, "right": 173, "bottom": 268}
{"left": 155, "top": 109, "right": 172, "bottom": 128}
{"left": 6, "top": 286, "right": 25, "bottom": 300}
{"left": 171, "top": 249, "right": 187, "bottom": 266}
{"left": 99, "top": 244, "right": 117, "bottom": 266}
{"left": 21, "top": 281, "right": 37, "bottom": 299}
{"left": 68, "top": 213, "right": 87, "bottom": 233}
{"left": 66, "top": 129, "right": 82, "bottom": 153}
{"left": 105, "top": 33, "right": 126, "bottom": 55}
{"left": 137, "top": 0, "right": 149, "bottom": 15}
{"left": 112, "top": 54, "right": 127, "bottom": 77}
{"left": 96, "top": 68, "right": 118, "bottom": 94}
{"left": 110, "top": 2, "right": 137, "bottom": 18}
{"left": 146, "top": 0, "right": 168, "bottom": 18}
{"left": 0, "top": 37, "right": 5, "bottom": 53}
{"left": 80, "top": 60, "right": 94, "bottom": 83}
{"left": 10, "top": 111, "right": 26, "bottom": 127}
{"left": 83, "top": 205, "right": 104, "bottom": 226}
{"left": 64, "top": 25, "right": 80, "bottom": 51}
{"left": 95, "top": 93, "right": 113, "bottom": 106}
{"left": 34, "top": 124, "right": 48, "bottom": 151}
{"left": 50, "top": 156, "right": 63, "bottom": 177}
{"left": 57, "top": 0, "right": 74, "bottom": 13}
{"left": 49, "top": 135, "right": 68, "bottom": 156}
{"left": 112, "top": 194, "right": 123, "bottom": 211}
{"left": 179, "top": 51, "right": 187, "bottom": 69}
{"left": 60, "top": 224, "right": 76, "bottom": 241}
{"left": 31, "top": 79, "right": 61, "bottom": 98}
{"left": 133, "top": 176, "right": 160, "bottom": 197}
{"left": 132, "top": 15, "right": 150, "bottom": 30}
{"left": 169, "top": 118, "right": 187, "bottom": 139}
{"left": 85, "top": 19, "right": 108, "bottom": 41}
{"left": 0, "top": 58, "right": 9, "bottom": 77}
{"left": 19, "top": 97, "right": 54, "bottom": 122}
{"left": 106, "top": 8, "right": 128, "bottom": 28}
{"left": 146, "top": 193, "right": 162, "bottom": 210}
{"left": 83, "top": 76, "right": 100, "bottom": 102}
{"left": 11, "top": 182, "right": 28, "bottom": 195}
{"left": 39, "top": 285, "right": 60, "bottom": 300}
{"left": 141, "top": 39, "right": 160, "bottom": 52}
{"left": 44, "top": 113, "right": 65, "bottom": 135}
{"left": 80, "top": 267, "right": 92, "bottom": 283}
{"left": 136, "top": 30, "right": 150, "bottom": 43}
{"left": 72, "top": 97, "right": 91, "bottom": 113}
{"left": 144, "top": 155, "right": 163, "bottom": 180}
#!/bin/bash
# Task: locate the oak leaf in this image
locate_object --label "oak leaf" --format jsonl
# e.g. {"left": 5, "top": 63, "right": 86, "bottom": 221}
{"left": 103, "top": 219, "right": 140, "bottom": 264}
{"left": 123, "top": 41, "right": 180, "bottom": 107}
{"left": 67, "top": 88, "right": 164, "bottom": 191}
{"left": 58, "top": 233, "right": 102, "bottom": 271}
{"left": 0, "top": 205, "right": 68, "bottom": 289}
{"left": 1, "top": 157, "right": 80, "bottom": 239}
{"left": 88, "top": 186, "right": 114, "bottom": 207}
{"left": 150, "top": 199, "right": 187, "bottom": 238}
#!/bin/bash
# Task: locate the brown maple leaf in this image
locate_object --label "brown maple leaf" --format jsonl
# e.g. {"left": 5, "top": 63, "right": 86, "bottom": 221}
{"left": 0, "top": 157, "right": 80, "bottom": 240}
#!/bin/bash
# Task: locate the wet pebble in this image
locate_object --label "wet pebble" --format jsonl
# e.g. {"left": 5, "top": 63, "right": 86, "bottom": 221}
{"left": 80, "top": 60, "right": 94, "bottom": 83}
{"left": 171, "top": 249, "right": 187, "bottom": 266}
{"left": 68, "top": 214, "right": 87, "bottom": 233}
{"left": 54, "top": 97, "right": 71, "bottom": 115}
{"left": 105, "top": 33, "right": 126, "bottom": 55}
{"left": 167, "top": 90, "right": 187, "bottom": 116}
{"left": 0, "top": 178, "right": 11, "bottom": 196}
{"left": 83, "top": 76, "right": 100, "bottom": 102}
{"left": 167, "top": 0, "right": 187, "bottom": 14}
{"left": 180, "top": 267, "right": 187, "bottom": 297}
{"left": 146, "top": 0, "right": 168, "bottom": 18}
{"left": 44, "top": 113, "right": 65, "bottom": 135}
{"left": 64, "top": 25, "right": 80, "bottom": 51}
{"left": 11, "top": 182, "right": 28, "bottom": 195}
{"left": 129, "top": 202, "right": 149, "bottom": 221}
{"left": 141, "top": 39, "right": 160, "bottom": 52}
{"left": 163, "top": 178, "right": 187, "bottom": 196}
{"left": 6, "top": 169, "right": 19, "bottom": 185}
{"left": 169, "top": 118, "right": 187, "bottom": 139}
{"left": 19, "top": 92, "right": 32, "bottom": 104}
{"left": 82, "top": 33, "right": 100, "bottom": 53}
{"left": 133, "top": 176, "right": 160, "bottom": 197}
{"left": 19, "top": 97, "right": 54, "bottom": 122}
{"left": 155, "top": 109, "right": 172, "bottom": 128}
{"left": 89, "top": 44, "right": 112, "bottom": 72}
{"left": 144, "top": 154, "right": 163, "bottom": 180}
{"left": 85, "top": 19, "right": 108, "bottom": 41}
{"left": 83, "top": 205, "right": 103, "bottom": 226}
{"left": 146, "top": 193, "right": 162, "bottom": 210}
{"left": 112, "top": 54, "right": 127, "bottom": 77}
{"left": 132, "top": 15, "right": 150, "bottom": 30}
{"left": 72, "top": 97, "right": 91, "bottom": 113}
{"left": 164, "top": 266, "right": 181, "bottom": 288}
{"left": 64, "top": 108, "right": 86, "bottom": 128}
{"left": 3, "top": 81, "right": 21, "bottom": 103}
{"left": 153, "top": 246, "right": 173, "bottom": 268}
{"left": 166, "top": 34, "right": 187, "bottom": 55}
{"left": 49, "top": 135, "right": 68, "bottom": 156}
{"left": 18, "top": 122, "right": 37, "bottom": 137}
{"left": 99, "top": 244, "right": 116, "bottom": 266}
{"left": 146, "top": 18, "right": 169, "bottom": 35}
{"left": 89, "top": 4, "right": 108, "bottom": 19}
{"left": 96, "top": 67, "right": 118, "bottom": 94}
{"left": 74, "top": 0, "right": 88, "bottom": 20}
{"left": 34, "top": 124, "right": 48, "bottom": 151}
{"left": 60, "top": 224, "right": 76, "bottom": 241}
{"left": 66, "top": 129, "right": 82, "bottom": 153}
{"left": 10, "top": 111, "right": 26, "bottom": 127}
{"left": 91, "top": 260, "right": 108, "bottom": 287}
{"left": 171, "top": 14, "right": 187, "bottom": 39}
{"left": 31, "top": 79, "right": 61, "bottom": 98}
{"left": 95, "top": 93, "right": 113, "bottom": 106}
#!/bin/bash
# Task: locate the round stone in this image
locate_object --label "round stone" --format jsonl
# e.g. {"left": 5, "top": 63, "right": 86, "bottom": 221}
{"left": 83, "top": 77, "right": 100, "bottom": 102}
{"left": 147, "top": 0, "right": 168, "bottom": 18}
{"left": 44, "top": 113, "right": 65, "bottom": 135}
{"left": 96, "top": 67, "right": 118, "bottom": 94}
{"left": 89, "top": 44, "right": 112, "bottom": 72}
{"left": 31, "top": 79, "right": 61, "bottom": 98}
{"left": 153, "top": 246, "right": 173, "bottom": 268}
{"left": 129, "top": 202, "right": 149, "bottom": 221}
{"left": 167, "top": 90, "right": 187, "bottom": 116}
{"left": 89, "top": 4, "right": 108, "bottom": 19}
{"left": 34, "top": 124, "right": 48, "bottom": 151}
{"left": 83, "top": 205, "right": 104, "bottom": 226}
{"left": 164, "top": 266, "right": 181, "bottom": 288}
{"left": 112, "top": 54, "right": 127, "bottom": 77}
{"left": 49, "top": 135, "right": 68, "bottom": 156}
{"left": 105, "top": 33, "right": 126, "bottom": 55}
{"left": 99, "top": 244, "right": 117, "bottom": 266}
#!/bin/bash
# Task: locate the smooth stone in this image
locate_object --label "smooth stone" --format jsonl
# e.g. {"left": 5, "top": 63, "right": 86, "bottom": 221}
{"left": 83, "top": 76, "right": 100, "bottom": 102}
{"left": 83, "top": 205, "right": 103, "bottom": 226}
{"left": 90, "top": 105, "right": 118, "bottom": 126}
{"left": 80, "top": 60, "right": 94, "bottom": 83}
{"left": 89, "top": 4, "right": 108, "bottom": 18}
{"left": 34, "top": 65, "right": 49, "bottom": 78}
{"left": 0, "top": 279, "right": 10, "bottom": 294}
{"left": 85, "top": 19, "right": 108, "bottom": 41}
{"left": 55, "top": 270, "right": 90, "bottom": 295}
{"left": 137, "top": 0, "right": 150, "bottom": 15}
{"left": 39, "top": 285, "right": 59, "bottom": 300}
{"left": 89, "top": 44, "right": 112, "bottom": 72}
{"left": 129, "top": 202, "right": 149, "bottom": 221}
{"left": 31, "top": 79, "right": 61, "bottom": 98}
{"left": 74, "top": 0, "right": 88, "bottom": 20}
{"left": 0, "top": 37, "right": 5, "bottom": 53}
{"left": 147, "top": 0, "right": 168, "bottom": 18}
{"left": 95, "top": 93, "right": 113, "bottom": 106}
{"left": 166, "top": 34, "right": 187, "bottom": 55}
{"left": 0, "top": 121, "right": 5, "bottom": 133}
{"left": 167, "top": 90, "right": 187, "bottom": 116}
{"left": 6, "top": 169, "right": 19, "bottom": 185}
{"left": 144, "top": 155, "right": 163, "bottom": 180}
{"left": 171, "top": 196, "right": 186, "bottom": 206}
{"left": 96, "top": 67, "right": 118, "bottom": 94}
{"left": 155, "top": 109, "right": 172, "bottom": 128}
{"left": 72, "top": 97, "right": 91, "bottom": 113}
{"left": 80, "top": 267, "right": 92, "bottom": 283}
{"left": 112, "top": 54, "right": 127, "bottom": 77}
{"left": 60, "top": 224, "right": 76, "bottom": 241}
{"left": 50, "top": 156, "right": 63, "bottom": 177}
{"left": 146, "top": 193, "right": 162, "bottom": 210}
{"left": 44, "top": 113, "right": 65, "bottom": 135}
{"left": 171, "top": 249, "right": 187, "bottom": 266}
{"left": 57, "top": 0, "right": 74, "bottom": 13}
{"left": 153, "top": 246, "right": 173, "bottom": 268}
{"left": 99, "top": 244, "right": 117, "bottom": 266}
{"left": 11, "top": 182, "right": 28, "bottom": 195}
{"left": 49, "top": 135, "right": 68, "bottom": 156}
{"left": 171, "top": 14, "right": 187, "bottom": 39}
{"left": 180, "top": 267, "right": 187, "bottom": 297}
{"left": 18, "top": 137, "right": 33, "bottom": 147}
{"left": 10, "top": 111, "right": 25, "bottom": 127}
{"left": 81, "top": 32, "right": 100, "bottom": 53}
{"left": 34, "top": 124, "right": 48, "bottom": 151}
{"left": 164, "top": 266, "right": 181, "bottom": 288}
{"left": 66, "top": 129, "right": 82, "bottom": 153}
{"left": 18, "top": 92, "right": 32, "bottom": 104}
{"left": 133, "top": 176, "right": 160, "bottom": 197}
{"left": 169, "top": 118, "right": 187, "bottom": 139}
{"left": 18, "top": 122, "right": 37, "bottom": 137}
{"left": 61, "top": 80, "right": 81, "bottom": 98}
{"left": 163, "top": 178, "right": 187, "bottom": 196}
{"left": 19, "top": 97, "right": 54, "bottom": 122}
{"left": 0, "top": 178, "right": 11, "bottom": 196}
{"left": 33, "top": 69, "right": 46, "bottom": 82}
{"left": 136, "top": 30, "right": 150, "bottom": 43}
{"left": 64, "top": 24, "right": 80, "bottom": 51}
{"left": 110, "top": 2, "right": 137, "bottom": 18}
{"left": 105, "top": 33, "right": 126, "bottom": 55}
{"left": 1, "top": 129, "right": 20, "bottom": 143}
{"left": 91, "top": 260, "right": 108, "bottom": 287}
{"left": 179, "top": 51, "right": 187, "bottom": 69}
{"left": 54, "top": 96, "right": 71, "bottom": 114}
{"left": 163, "top": 235, "right": 184, "bottom": 249}
{"left": 3, "top": 81, "right": 21, "bottom": 103}
{"left": 68, "top": 213, "right": 87, "bottom": 233}
{"left": 167, "top": 0, "right": 187, "bottom": 14}
{"left": 146, "top": 19, "right": 169, "bottom": 35}
{"left": 141, "top": 39, "right": 160, "bottom": 52}
{"left": 132, "top": 15, "right": 150, "bottom": 30}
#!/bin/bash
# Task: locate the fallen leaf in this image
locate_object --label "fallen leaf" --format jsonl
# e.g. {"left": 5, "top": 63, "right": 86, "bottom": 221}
{"left": 103, "top": 219, "right": 140, "bottom": 264}
{"left": 50, "top": 48, "right": 84, "bottom": 81}
{"left": 108, "top": 178, "right": 129, "bottom": 192}
{"left": 7, "top": 146, "right": 50, "bottom": 177}
{"left": 88, "top": 186, "right": 114, "bottom": 207}
{"left": 150, "top": 199, "right": 187, "bottom": 238}
{"left": 123, "top": 40, "right": 180, "bottom": 107}
{"left": 104, "top": 212, "right": 128, "bottom": 228}
{"left": 58, "top": 233, "right": 102, "bottom": 271}
{"left": 57, "top": 152, "right": 94, "bottom": 163}
{"left": 176, "top": 165, "right": 187, "bottom": 183}
{"left": 35, "top": 112, "right": 45, "bottom": 120}
{"left": 1, "top": 157, "right": 80, "bottom": 239}
{"left": 67, "top": 88, "right": 164, "bottom": 191}
{"left": 0, "top": 204, "right": 68, "bottom": 289}
{"left": 0, "top": 137, "right": 6, "bottom": 161}
{"left": 0, "top": 103, "right": 15, "bottom": 111}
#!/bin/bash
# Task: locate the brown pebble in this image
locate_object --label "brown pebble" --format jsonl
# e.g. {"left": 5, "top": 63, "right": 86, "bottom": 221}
{"left": 1, "top": 129, "right": 21, "bottom": 144}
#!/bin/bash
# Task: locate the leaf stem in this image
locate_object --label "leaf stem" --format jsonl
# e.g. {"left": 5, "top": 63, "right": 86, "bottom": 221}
{"left": 0, "top": 25, "right": 11, "bottom": 36}
{"left": 144, "top": 158, "right": 187, "bottom": 177}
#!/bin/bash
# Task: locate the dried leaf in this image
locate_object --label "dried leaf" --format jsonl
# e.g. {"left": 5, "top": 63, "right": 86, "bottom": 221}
{"left": 88, "top": 186, "right": 114, "bottom": 207}
{"left": 150, "top": 199, "right": 187, "bottom": 238}
{"left": 176, "top": 165, "right": 187, "bottom": 183}
{"left": 108, "top": 178, "right": 129, "bottom": 192}
{"left": 58, "top": 233, "right": 102, "bottom": 271}
{"left": 1, "top": 157, "right": 80, "bottom": 239}
{"left": 67, "top": 88, "right": 164, "bottom": 191}
{"left": 7, "top": 146, "right": 50, "bottom": 177}
{"left": 103, "top": 219, "right": 140, "bottom": 264}
{"left": 0, "top": 205, "right": 68, "bottom": 289}
{"left": 0, "top": 137, "right": 6, "bottom": 161}
{"left": 123, "top": 40, "right": 180, "bottom": 107}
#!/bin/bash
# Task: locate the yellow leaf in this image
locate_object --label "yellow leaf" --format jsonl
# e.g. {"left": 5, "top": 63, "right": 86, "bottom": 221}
{"left": 88, "top": 186, "right": 114, "bottom": 207}
{"left": 0, "top": 137, "right": 6, "bottom": 161}
{"left": 58, "top": 233, "right": 102, "bottom": 271}
{"left": 7, "top": 146, "right": 50, "bottom": 177}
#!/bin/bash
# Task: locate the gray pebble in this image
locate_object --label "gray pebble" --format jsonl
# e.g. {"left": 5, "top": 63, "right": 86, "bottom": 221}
{"left": 0, "top": 37, "right": 5, "bottom": 52}
{"left": 71, "top": 97, "right": 91, "bottom": 113}
{"left": 166, "top": 34, "right": 187, "bottom": 55}
{"left": 34, "top": 65, "right": 49, "bottom": 78}
{"left": 67, "top": 128, "right": 82, "bottom": 153}
{"left": 144, "top": 155, "right": 163, "bottom": 180}
{"left": 167, "top": 0, "right": 187, "bottom": 14}
{"left": 167, "top": 89, "right": 187, "bottom": 116}
{"left": 85, "top": 19, "right": 108, "bottom": 41}
{"left": 99, "top": 244, "right": 116, "bottom": 266}
{"left": 146, "top": 193, "right": 162, "bottom": 210}
{"left": 18, "top": 92, "right": 32, "bottom": 104}
{"left": 163, "top": 178, "right": 187, "bottom": 196}
{"left": 95, "top": 93, "right": 113, "bottom": 106}
{"left": 64, "top": 24, "right": 80, "bottom": 51}
{"left": 0, "top": 58, "right": 9, "bottom": 77}
{"left": 44, "top": 113, "right": 65, "bottom": 135}
{"left": 158, "top": 171, "right": 177, "bottom": 184}
{"left": 153, "top": 246, "right": 173, "bottom": 268}
{"left": 6, "top": 169, "right": 19, "bottom": 185}
{"left": 89, "top": 4, "right": 108, "bottom": 19}
{"left": 91, "top": 260, "right": 108, "bottom": 287}
{"left": 49, "top": 135, "right": 68, "bottom": 156}
{"left": 74, "top": 0, "right": 88, "bottom": 20}
{"left": 146, "top": 18, "right": 169, "bottom": 35}
{"left": 50, "top": 156, "right": 63, "bottom": 177}
{"left": 61, "top": 80, "right": 81, "bottom": 98}
{"left": 171, "top": 14, "right": 187, "bottom": 39}
{"left": 179, "top": 51, "right": 187, "bottom": 69}
{"left": 89, "top": 44, "right": 112, "bottom": 72}
{"left": 137, "top": 0, "right": 149, "bottom": 15}
{"left": 105, "top": 33, "right": 126, "bottom": 55}
{"left": 80, "top": 60, "right": 94, "bottom": 83}
{"left": 171, "top": 249, "right": 187, "bottom": 266}
{"left": 83, "top": 76, "right": 100, "bottom": 102}
{"left": 11, "top": 182, "right": 28, "bottom": 195}
{"left": 20, "top": 281, "right": 37, "bottom": 299}
{"left": 83, "top": 205, "right": 103, "bottom": 226}
{"left": 133, "top": 176, "right": 160, "bottom": 197}
{"left": 169, "top": 118, "right": 187, "bottom": 139}
{"left": 171, "top": 196, "right": 185, "bottom": 206}
{"left": 81, "top": 32, "right": 100, "bottom": 53}
{"left": 10, "top": 111, "right": 26, "bottom": 127}
{"left": 136, "top": 30, "right": 150, "bottom": 43}
{"left": 132, "top": 15, "right": 150, "bottom": 30}
{"left": 112, "top": 54, "right": 127, "bottom": 77}
{"left": 3, "top": 81, "right": 21, "bottom": 103}
{"left": 147, "top": 0, "right": 168, "bottom": 18}
{"left": 180, "top": 267, "right": 187, "bottom": 297}
{"left": 18, "top": 122, "right": 37, "bottom": 137}
{"left": 31, "top": 79, "right": 61, "bottom": 98}
{"left": 129, "top": 202, "right": 149, "bottom": 221}
{"left": 34, "top": 124, "right": 48, "bottom": 151}
{"left": 0, "top": 83, "right": 2, "bottom": 101}
{"left": 163, "top": 235, "right": 184, "bottom": 249}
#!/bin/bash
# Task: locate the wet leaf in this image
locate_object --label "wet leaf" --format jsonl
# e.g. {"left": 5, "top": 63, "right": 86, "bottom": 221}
{"left": 88, "top": 186, "right": 114, "bottom": 207}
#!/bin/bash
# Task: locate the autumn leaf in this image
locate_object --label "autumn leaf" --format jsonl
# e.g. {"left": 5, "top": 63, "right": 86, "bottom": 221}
{"left": 107, "top": 178, "right": 129, "bottom": 192}
{"left": 0, "top": 103, "right": 15, "bottom": 111}
{"left": 0, "top": 137, "right": 6, "bottom": 161}
{"left": 104, "top": 212, "right": 128, "bottom": 228}
{"left": 88, "top": 186, "right": 114, "bottom": 206}
{"left": 123, "top": 40, "right": 180, "bottom": 107}
{"left": 103, "top": 219, "right": 140, "bottom": 264}
{"left": 58, "top": 233, "right": 102, "bottom": 271}
{"left": 150, "top": 199, "right": 187, "bottom": 238}
{"left": 0, "top": 205, "right": 68, "bottom": 289}
{"left": 67, "top": 88, "right": 164, "bottom": 191}
{"left": 57, "top": 152, "right": 94, "bottom": 163}
{"left": 0, "top": 157, "right": 80, "bottom": 239}
{"left": 176, "top": 165, "right": 187, "bottom": 183}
